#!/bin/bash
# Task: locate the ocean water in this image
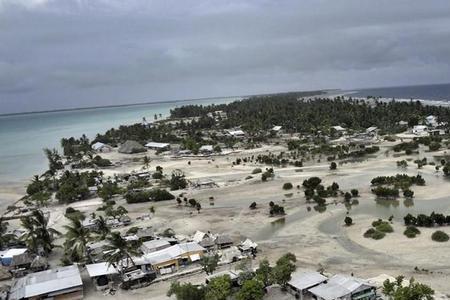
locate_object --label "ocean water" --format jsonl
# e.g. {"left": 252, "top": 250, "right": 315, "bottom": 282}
{"left": 0, "top": 97, "right": 238, "bottom": 184}
{"left": 1, "top": 82, "right": 449, "bottom": 185}
{"left": 348, "top": 82, "right": 450, "bottom": 101}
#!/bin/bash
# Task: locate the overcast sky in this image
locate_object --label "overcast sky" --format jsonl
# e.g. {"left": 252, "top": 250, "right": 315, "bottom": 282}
{"left": 1, "top": 0, "right": 450, "bottom": 114}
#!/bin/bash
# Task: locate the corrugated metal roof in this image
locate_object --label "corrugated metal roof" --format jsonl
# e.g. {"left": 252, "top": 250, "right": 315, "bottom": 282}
{"left": 142, "top": 240, "right": 171, "bottom": 252}
{"left": 288, "top": 271, "right": 327, "bottom": 291}
{"left": 86, "top": 262, "right": 118, "bottom": 277}
{"left": 134, "top": 242, "right": 205, "bottom": 266}
{"left": 9, "top": 265, "right": 82, "bottom": 300}
{"left": 145, "top": 142, "right": 170, "bottom": 148}
{"left": 308, "top": 274, "right": 373, "bottom": 300}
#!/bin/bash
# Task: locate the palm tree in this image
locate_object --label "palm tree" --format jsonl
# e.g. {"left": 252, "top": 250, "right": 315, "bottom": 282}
{"left": 63, "top": 217, "right": 92, "bottom": 263}
{"left": 95, "top": 216, "right": 110, "bottom": 240}
{"left": 21, "top": 210, "right": 60, "bottom": 255}
{"left": 142, "top": 156, "right": 151, "bottom": 169}
{"left": 103, "top": 232, "right": 141, "bottom": 275}
{"left": 149, "top": 206, "right": 155, "bottom": 215}
{"left": 43, "top": 148, "right": 63, "bottom": 175}
{"left": 0, "top": 218, "right": 15, "bottom": 250}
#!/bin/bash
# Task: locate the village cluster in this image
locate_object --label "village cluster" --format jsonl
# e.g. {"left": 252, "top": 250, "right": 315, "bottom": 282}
{"left": 1, "top": 96, "right": 448, "bottom": 300}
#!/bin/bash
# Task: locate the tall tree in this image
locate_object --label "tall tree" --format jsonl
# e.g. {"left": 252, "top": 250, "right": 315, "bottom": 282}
{"left": 383, "top": 276, "right": 434, "bottom": 300}
{"left": 205, "top": 275, "right": 232, "bottom": 300}
{"left": 63, "top": 217, "right": 92, "bottom": 263}
{"left": 271, "top": 252, "right": 297, "bottom": 288}
{"left": 94, "top": 215, "right": 110, "bottom": 239}
{"left": 103, "top": 232, "right": 141, "bottom": 274}
{"left": 167, "top": 282, "right": 205, "bottom": 300}
{"left": 20, "top": 210, "right": 60, "bottom": 255}
{"left": 143, "top": 156, "right": 151, "bottom": 169}
{"left": 236, "top": 279, "right": 265, "bottom": 300}
{"left": 43, "top": 148, "right": 64, "bottom": 175}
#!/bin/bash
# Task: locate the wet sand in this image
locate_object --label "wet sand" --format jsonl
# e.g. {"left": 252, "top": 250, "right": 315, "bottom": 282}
{"left": 3, "top": 140, "right": 450, "bottom": 298}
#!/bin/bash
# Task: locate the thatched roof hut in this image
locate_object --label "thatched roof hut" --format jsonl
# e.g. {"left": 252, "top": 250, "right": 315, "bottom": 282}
{"left": 215, "top": 235, "right": 233, "bottom": 248}
{"left": 199, "top": 237, "right": 215, "bottom": 249}
{"left": 118, "top": 140, "right": 147, "bottom": 154}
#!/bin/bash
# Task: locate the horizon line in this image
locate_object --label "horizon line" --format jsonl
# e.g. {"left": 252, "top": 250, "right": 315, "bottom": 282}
{"left": 0, "top": 89, "right": 334, "bottom": 118}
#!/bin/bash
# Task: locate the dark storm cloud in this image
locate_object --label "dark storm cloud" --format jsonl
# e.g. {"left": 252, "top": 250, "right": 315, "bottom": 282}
{"left": 1, "top": 0, "right": 450, "bottom": 113}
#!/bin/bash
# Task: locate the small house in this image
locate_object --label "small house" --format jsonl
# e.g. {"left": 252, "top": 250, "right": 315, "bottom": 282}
{"left": 91, "top": 142, "right": 113, "bottom": 153}
{"left": 86, "top": 262, "right": 118, "bottom": 291}
{"left": 215, "top": 235, "right": 233, "bottom": 249}
{"left": 272, "top": 125, "right": 282, "bottom": 132}
{"left": 412, "top": 125, "right": 428, "bottom": 135}
{"left": 8, "top": 265, "right": 83, "bottom": 300}
{"left": 199, "top": 145, "right": 214, "bottom": 154}
{"left": 238, "top": 238, "right": 258, "bottom": 254}
{"left": 0, "top": 249, "right": 28, "bottom": 266}
{"left": 135, "top": 242, "right": 205, "bottom": 275}
{"left": 192, "top": 231, "right": 210, "bottom": 243}
{"left": 199, "top": 237, "right": 216, "bottom": 250}
{"left": 227, "top": 130, "right": 246, "bottom": 138}
{"left": 145, "top": 142, "right": 171, "bottom": 151}
{"left": 82, "top": 218, "right": 99, "bottom": 231}
{"left": 308, "top": 274, "right": 377, "bottom": 300}
{"left": 365, "top": 126, "right": 378, "bottom": 137}
{"left": 136, "top": 227, "right": 155, "bottom": 242}
{"left": 9, "top": 252, "right": 33, "bottom": 275}
{"left": 287, "top": 271, "right": 328, "bottom": 300}
{"left": 141, "top": 240, "right": 171, "bottom": 254}
{"left": 425, "top": 115, "right": 438, "bottom": 127}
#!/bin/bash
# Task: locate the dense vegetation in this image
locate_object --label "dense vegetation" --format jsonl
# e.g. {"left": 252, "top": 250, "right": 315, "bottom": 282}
{"left": 125, "top": 189, "right": 175, "bottom": 203}
{"left": 89, "top": 94, "right": 450, "bottom": 147}
{"left": 404, "top": 212, "right": 450, "bottom": 227}
{"left": 364, "top": 219, "right": 394, "bottom": 240}
{"left": 167, "top": 252, "right": 297, "bottom": 300}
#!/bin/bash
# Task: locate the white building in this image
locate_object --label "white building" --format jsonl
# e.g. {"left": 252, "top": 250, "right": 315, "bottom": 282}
{"left": 145, "top": 142, "right": 171, "bottom": 151}
{"left": 272, "top": 125, "right": 282, "bottom": 132}
{"left": 86, "top": 262, "right": 118, "bottom": 291}
{"left": 287, "top": 271, "right": 328, "bottom": 300}
{"left": 412, "top": 125, "right": 428, "bottom": 136}
{"left": 141, "top": 239, "right": 171, "bottom": 254}
{"left": 9, "top": 265, "right": 83, "bottom": 300}
{"left": 199, "top": 145, "right": 214, "bottom": 153}
{"left": 227, "top": 129, "right": 246, "bottom": 137}
{"left": 91, "top": 142, "right": 113, "bottom": 153}
{"left": 308, "top": 274, "right": 377, "bottom": 300}
{"left": 331, "top": 126, "right": 346, "bottom": 132}
{"left": 425, "top": 115, "right": 438, "bottom": 127}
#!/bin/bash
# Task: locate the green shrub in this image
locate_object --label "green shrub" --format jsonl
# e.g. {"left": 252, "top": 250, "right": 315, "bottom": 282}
{"left": 350, "top": 189, "right": 359, "bottom": 197}
{"left": 429, "top": 142, "right": 441, "bottom": 152}
{"left": 372, "top": 219, "right": 384, "bottom": 227}
{"left": 371, "top": 230, "right": 386, "bottom": 240}
{"left": 152, "top": 172, "right": 164, "bottom": 179}
{"left": 344, "top": 216, "right": 353, "bottom": 226}
{"left": 252, "top": 168, "right": 262, "bottom": 174}
{"left": 375, "top": 222, "right": 394, "bottom": 233}
{"left": 106, "top": 199, "right": 116, "bottom": 206}
{"left": 282, "top": 182, "right": 293, "bottom": 190}
{"left": 363, "top": 228, "right": 376, "bottom": 238}
{"left": 431, "top": 230, "right": 449, "bottom": 242}
{"left": 125, "top": 189, "right": 175, "bottom": 203}
{"left": 404, "top": 226, "right": 420, "bottom": 238}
